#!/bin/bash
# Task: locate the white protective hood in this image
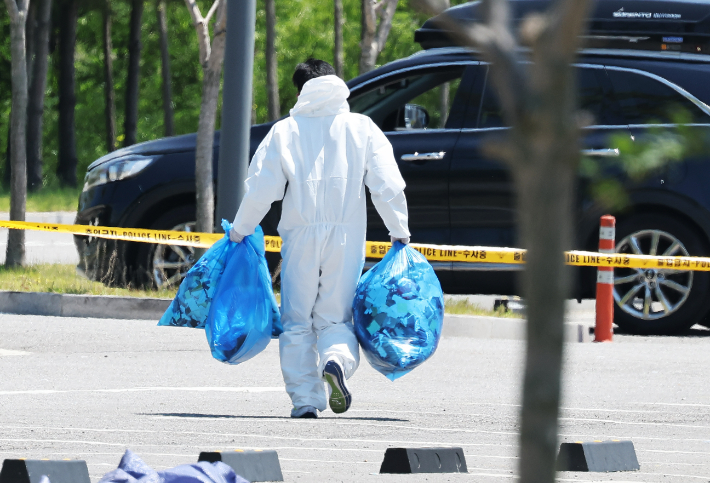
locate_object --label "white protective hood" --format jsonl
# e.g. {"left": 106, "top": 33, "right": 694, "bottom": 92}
{"left": 290, "top": 75, "right": 351, "bottom": 118}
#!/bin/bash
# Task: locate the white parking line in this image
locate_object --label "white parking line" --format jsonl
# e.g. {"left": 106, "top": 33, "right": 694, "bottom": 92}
{"left": 465, "top": 472, "right": 514, "bottom": 479}
{"left": 560, "top": 417, "right": 710, "bottom": 431}
{"left": 0, "top": 386, "right": 283, "bottom": 396}
{"left": 279, "top": 458, "right": 374, "bottom": 464}
{"left": 0, "top": 349, "right": 30, "bottom": 356}
{"left": 634, "top": 402, "right": 710, "bottom": 408}
{"left": 5, "top": 423, "right": 710, "bottom": 448}
{"left": 0, "top": 425, "right": 508, "bottom": 449}
{"left": 642, "top": 449, "right": 710, "bottom": 456}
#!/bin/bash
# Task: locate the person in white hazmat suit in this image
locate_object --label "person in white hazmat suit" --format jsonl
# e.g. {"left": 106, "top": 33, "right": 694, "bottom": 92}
{"left": 230, "top": 59, "right": 410, "bottom": 419}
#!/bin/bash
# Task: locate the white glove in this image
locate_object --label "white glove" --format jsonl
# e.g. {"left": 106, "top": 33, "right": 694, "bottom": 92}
{"left": 229, "top": 227, "right": 245, "bottom": 243}
{"left": 390, "top": 236, "right": 410, "bottom": 245}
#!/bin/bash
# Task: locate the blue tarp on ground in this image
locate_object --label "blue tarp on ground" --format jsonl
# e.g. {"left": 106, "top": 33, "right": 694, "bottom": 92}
{"left": 98, "top": 450, "right": 248, "bottom": 483}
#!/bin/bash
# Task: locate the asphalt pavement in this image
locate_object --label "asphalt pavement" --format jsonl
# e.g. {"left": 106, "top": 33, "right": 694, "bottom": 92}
{"left": 1, "top": 314, "right": 709, "bottom": 482}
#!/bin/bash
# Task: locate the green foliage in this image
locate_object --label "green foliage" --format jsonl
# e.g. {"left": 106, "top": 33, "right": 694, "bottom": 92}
{"left": 0, "top": 0, "right": 469, "bottom": 190}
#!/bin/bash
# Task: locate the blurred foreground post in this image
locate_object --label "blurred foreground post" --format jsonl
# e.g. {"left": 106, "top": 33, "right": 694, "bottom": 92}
{"left": 4, "top": 0, "right": 30, "bottom": 267}
{"left": 412, "top": 0, "right": 592, "bottom": 481}
{"left": 216, "top": 0, "right": 256, "bottom": 227}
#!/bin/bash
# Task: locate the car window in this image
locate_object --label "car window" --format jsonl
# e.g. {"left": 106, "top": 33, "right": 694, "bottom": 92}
{"left": 349, "top": 67, "right": 465, "bottom": 131}
{"left": 475, "top": 67, "right": 612, "bottom": 128}
{"left": 606, "top": 69, "right": 710, "bottom": 125}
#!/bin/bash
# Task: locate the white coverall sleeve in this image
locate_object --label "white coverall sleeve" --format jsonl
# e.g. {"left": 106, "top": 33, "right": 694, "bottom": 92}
{"left": 364, "top": 120, "right": 411, "bottom": 239}
{"left": 231, "top": 127, "right": 287, "bottom": 236}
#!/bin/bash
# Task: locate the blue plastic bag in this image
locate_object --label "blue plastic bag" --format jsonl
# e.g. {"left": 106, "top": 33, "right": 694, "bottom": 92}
{"left": 353, "top": 242, "right": 444, "bottom": 381}
{"left": 158, "top": 220, "right": 235, "bottom": 329}
{"left": 206, "top": 225, "right": 283, "bottom": 364}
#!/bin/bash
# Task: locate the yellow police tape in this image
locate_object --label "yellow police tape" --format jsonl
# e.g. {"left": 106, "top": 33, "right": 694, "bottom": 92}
{"left": 3, "top": 219, "right": 710, "bottom": 271}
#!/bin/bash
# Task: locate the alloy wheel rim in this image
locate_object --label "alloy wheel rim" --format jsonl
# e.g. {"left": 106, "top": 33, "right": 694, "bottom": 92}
{"left": 152, "top": 222, "right": 196, "bottom": 287}
{"left": 613, "top": 229, "right": 692, "bottom": 320}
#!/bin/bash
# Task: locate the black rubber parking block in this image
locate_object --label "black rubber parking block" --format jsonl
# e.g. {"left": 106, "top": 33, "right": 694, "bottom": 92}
{"left": 0, "top": 459, "right": 91, "bottom": 483}
{"left": 557, "top": 440, "right": 640, "bottom": 472}
{"left": 379, "top": 447, "right": 468, "bottom": 474}
{"left": 199, "top": 450, "right": 284, "bottom": 482}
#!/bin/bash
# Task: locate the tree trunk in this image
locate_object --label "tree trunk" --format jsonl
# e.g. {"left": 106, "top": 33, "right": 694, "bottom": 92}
{"left": 265, "top": 0, "right": 279, "bottom": 121}
{"left": 252, "top": 44, "right": 257, "bottom": 125}
{"left": 157, "top": 0, "right": 174, "bottom": 137}
{"left": 56, "top": 0, "right": 78, "bottom": 187}
{"left": 185, "top": 0, "right": 227, "bottom": 237}
{"left": 439, "top": 82, "right": 449, "bottom": 128}
{"left": 124, "top": 0, "right": 144, "bottom": 147}
{"left": 4, "top": 0, "right": 30, "bottom": 267}
{"left": 359, "top": 0, "right": 398, "bottom": 74}
{"left": 102, "top": 0, "right": 117, "bottom": 152}
{"left": 334, "top": 0, "right": 344, "bottom": 78}
{"left": 25, "top": 0, "right": 35, "bottom": 82}
{"left": 410, "top": 1, "right": 593, "bottom": 481}
{"left": 4, "top": 124, "right": 10, "bottom": 187}
{"left": 26, "top": 0, "right": 52, "bottom": 190}
{"left": 436, "top": 0, "right": 449, "bottom": 128}
{"left": 515, "top": 147, "right": 575, "bottom": 483}
{"left": 195, "top": 67, "right": 221, "bottom": 235}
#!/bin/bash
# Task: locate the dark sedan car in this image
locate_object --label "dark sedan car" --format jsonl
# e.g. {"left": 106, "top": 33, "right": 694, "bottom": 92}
{"left": 76, "top": 0, "right": 710, "bottom": 335}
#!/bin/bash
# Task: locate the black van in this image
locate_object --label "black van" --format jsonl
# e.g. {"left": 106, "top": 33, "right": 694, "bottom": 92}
{"left": 76, "top": 0, "right": 710, "bottom": 335}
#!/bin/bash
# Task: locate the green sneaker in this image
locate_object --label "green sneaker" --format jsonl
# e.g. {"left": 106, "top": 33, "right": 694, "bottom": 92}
{"left": 323, "top": 360, "right": 352, "bottom": 414}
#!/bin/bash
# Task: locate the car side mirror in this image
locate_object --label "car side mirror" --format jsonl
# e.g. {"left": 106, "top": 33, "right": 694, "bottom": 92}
{"left": 403, "top": 103, "right": 429, "bottom": 130}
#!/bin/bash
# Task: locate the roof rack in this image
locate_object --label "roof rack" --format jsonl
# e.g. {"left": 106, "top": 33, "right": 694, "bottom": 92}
{"left": 415, "top": 0, "right": 710, "bottom": 54}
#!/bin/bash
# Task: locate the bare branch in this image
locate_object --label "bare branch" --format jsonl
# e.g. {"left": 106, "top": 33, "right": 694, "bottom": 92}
{"left": 204, "top": 0, "right": 220, "bottom": 25}
{"left": 373, "top": 0, "right": 383, "bottom": 14}
{"left": 207, "top": 0, "right": 226, "bottom": 72}
{"left": 409, "top": 0, "right": 443, "bottom": 16}
{"left": 547, "top": 0, "right": 593, "bottom": 56}
{"left": 184, "top": 0, "right": 210, "bottom": 65}
{"left": 4, "top": 0, "right": 20, "bottom": 23}
{"left": 413, "top": 0, "right": 527, "bottom": 128}
{"left": 183, "top": 0, "right": 202, "bottom": 25}
{"left": 373, "top": 0, "right": 398, "bottom": 55}
{"left": 519, "top": 13, "right": 547, "bottom": 46}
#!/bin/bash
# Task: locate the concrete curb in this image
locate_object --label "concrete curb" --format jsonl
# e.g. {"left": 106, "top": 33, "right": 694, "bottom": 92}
{"left": 443, "top": 314, "right": 592, "bottom": 343}
{"left": 0, "top": 291, "right": 591, "bottom": 342}
{"left": 0, "top": 291, "right": 170, "bottom": 321}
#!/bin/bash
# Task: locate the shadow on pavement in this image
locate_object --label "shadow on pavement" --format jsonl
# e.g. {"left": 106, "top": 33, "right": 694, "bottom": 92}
{"left": 145, "top": 412, "right": 408, "bottom": 422}
{"left": 611, "top": 324, "right": 710, "bottom": 337}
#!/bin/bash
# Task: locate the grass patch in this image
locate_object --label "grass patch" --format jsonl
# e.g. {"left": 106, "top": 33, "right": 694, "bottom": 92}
{"left": 0, "top": 265, "right": 519, "bottom": 320}
{"left": 0, "top": 264, "right": 177, "bottom": 298}
{"left": 444, "top": 298, "right": 521, "bottom": 318}
{"left": 0, "top": 186, "right": 81, "bottom": 212}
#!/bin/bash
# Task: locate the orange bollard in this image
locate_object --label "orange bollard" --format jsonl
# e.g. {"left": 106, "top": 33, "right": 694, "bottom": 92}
{"left": 594, "top": 215, "right": 616, "bottom": 342}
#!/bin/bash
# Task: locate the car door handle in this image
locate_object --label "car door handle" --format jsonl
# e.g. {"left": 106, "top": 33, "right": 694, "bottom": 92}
{"left": 582, "top": 148, "right": 620, "bottom": 157}
{"left": 401, "top": 151, "right": 446, "bottom": 162}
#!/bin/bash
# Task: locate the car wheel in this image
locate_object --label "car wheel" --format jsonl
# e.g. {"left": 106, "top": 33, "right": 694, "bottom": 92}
{"left": 134, "top": 206, "right": 197, "bottom": 288}
{"left": 612, "top": 213, "right": 710, "bottom": 335}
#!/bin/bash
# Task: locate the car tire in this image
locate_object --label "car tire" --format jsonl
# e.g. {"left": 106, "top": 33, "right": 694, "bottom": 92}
{"left": 612, "top": 213, "right": 710, "bottom": 335}
{"left": 134, "top": 205, "right": 197, "bottom": 288}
